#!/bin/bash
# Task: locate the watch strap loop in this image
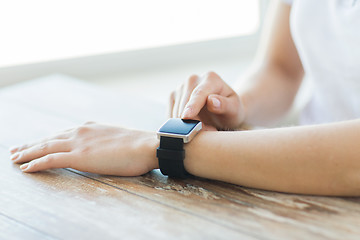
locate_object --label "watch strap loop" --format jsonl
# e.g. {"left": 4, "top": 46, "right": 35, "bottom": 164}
{"left": 156, "top": 148, "right": 185, "bottom": 161}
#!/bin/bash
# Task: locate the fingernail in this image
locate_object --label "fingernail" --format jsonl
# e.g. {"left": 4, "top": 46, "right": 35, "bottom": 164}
{"left": 11, "top": 152, "right": 20, "bottom": 161}
{"left": 211, "top": 98, "right": 221, "bottom": 108}
{"left": 20, "top": 163, "right": 29, "bottom": 171}
{"left": 9, "top": 146, "right": 19, "bottom": 153}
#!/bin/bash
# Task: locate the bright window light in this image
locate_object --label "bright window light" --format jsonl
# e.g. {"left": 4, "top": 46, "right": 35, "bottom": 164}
{"left": 0, "top": 0, "right": 259, "bottom": 68}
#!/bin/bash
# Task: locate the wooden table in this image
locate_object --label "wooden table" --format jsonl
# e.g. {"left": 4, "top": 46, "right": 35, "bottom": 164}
{"left": 1, "top": 75, "right": 360, "bottom": 240}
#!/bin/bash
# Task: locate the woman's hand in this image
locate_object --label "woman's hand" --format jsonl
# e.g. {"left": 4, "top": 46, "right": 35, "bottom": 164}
{"left": 9, "top": 123, "right": 159, "bottom": 175}
{"left": 169, "top": 72, "right": 246, "bottom": 130}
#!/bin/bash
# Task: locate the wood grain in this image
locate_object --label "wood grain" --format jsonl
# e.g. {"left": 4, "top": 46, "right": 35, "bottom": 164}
{"left": 0, "top": 213, "right": 56, "bottom": 240}
{"left": 1, "top": 75, "right": 360, "bottom": 239}
{"left": 73, "top": 171, "right": 360, "bottom": 240}
{"left": 0, "top": 147, "right": 250, "bottom": 240}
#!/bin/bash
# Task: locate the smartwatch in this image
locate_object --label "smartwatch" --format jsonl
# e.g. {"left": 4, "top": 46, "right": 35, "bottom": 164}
{"left": 156, "top": 118, "right": 202, "bottom": 178}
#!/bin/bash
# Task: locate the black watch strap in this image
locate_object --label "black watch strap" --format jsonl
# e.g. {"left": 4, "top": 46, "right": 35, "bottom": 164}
{"left": 156, "top": 136, "right": 190, "bottom": 178}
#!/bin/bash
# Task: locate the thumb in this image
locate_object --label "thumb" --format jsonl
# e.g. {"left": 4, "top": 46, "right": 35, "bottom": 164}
{"left": 206, "top": 94, "right": 238, "bottom": 116}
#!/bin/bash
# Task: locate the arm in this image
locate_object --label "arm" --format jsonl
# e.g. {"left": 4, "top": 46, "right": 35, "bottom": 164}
{"left": 10, "top": 2, "right": 357, "bottom": 196}
{"left": 236, "top": 1, "right": 304, "bottom": 126}
{"left": 184, "top": 119, "right": 360, "bottom": 196}
{"left": 173, "top": 2, "right": 304, "bottom": 128}
{"left": 11, "top": 120, "right": 360, "bottom": 196}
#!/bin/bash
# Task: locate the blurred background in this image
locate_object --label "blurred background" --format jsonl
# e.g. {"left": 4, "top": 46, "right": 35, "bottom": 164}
{"left": 0, "top": 0, "right": 269, "bottom": 105}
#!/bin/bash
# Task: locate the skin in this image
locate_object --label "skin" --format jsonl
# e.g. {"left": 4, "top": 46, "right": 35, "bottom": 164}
{"left": 10, "top": 123, "right": 158, "bottom": 176}
{"left": 9, "top": 2, "right": 360, "bottom": 196}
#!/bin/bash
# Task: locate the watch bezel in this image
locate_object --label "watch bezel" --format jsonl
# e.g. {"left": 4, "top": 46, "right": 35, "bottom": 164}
{"left": 157, "top": 119, "right": 202, "bottom": 143}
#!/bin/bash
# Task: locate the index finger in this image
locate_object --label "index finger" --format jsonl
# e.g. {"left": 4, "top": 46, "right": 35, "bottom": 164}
{"left": 181, "top": 72, "right": 225, "bottom": 119}
{"left": 10, "top": 129, "right": 73, "bottom": 154}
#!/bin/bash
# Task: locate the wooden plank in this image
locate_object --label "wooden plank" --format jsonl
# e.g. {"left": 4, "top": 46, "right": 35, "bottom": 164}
{"left": 0, "top": 147, "right": 249, "bottom": 240}
{"left": 0, "top": 213, "right": 56, "bottom": 240}
{"left": 0, "top": 79, "right": 255, "bottom": 239}
{"left": 0, "top": 98, "right": 259, "bottom": 239}
{"left": 2, "top": 75, "right": 360, "bottom": 239}
{"left": 71, "top": 171, "right": 360, "bottom": 240}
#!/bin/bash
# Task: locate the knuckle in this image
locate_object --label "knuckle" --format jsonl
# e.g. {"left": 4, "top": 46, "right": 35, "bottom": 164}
{"left": 79, "top": 146, "right": 91, "bottom": 155}
{"left": 39, "top": 142, "right": 49, "bottom": 152}
{"left": 17, "top": 150, "right": 26, "bottom": 159}
{"left": 29, "top": 160, "right": 38, "bottom": 169}
{"left": 84, "top": 121, "right": 96, "bottom": 125}
{"left": 75, "top": 126, "right": 90, "bottom": 136}
{"left": 44, "top": 155, "right": 54, "bottom": 164}
{"left": 205, "top": 71, "right": 218, "bottom": 79}
{"left": 192, "top": 87, "right": 206, "bottom": 96}
{"left": 186, "top": 74, "right": 199, "bottom": 86}
{"left": 203, "top": 71, "right": 221, "bottom": 83}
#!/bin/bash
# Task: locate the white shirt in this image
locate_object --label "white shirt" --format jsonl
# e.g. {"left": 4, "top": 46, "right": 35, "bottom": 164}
{"left": 284, "top": 0, "right": 360, "bottom": 124}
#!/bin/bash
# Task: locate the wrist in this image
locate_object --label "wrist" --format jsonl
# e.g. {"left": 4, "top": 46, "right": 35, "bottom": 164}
{"left": 184, "top": 131, "right": 233, "bottom": 181}
{"left": 140, "top": 131, "right": 159, "bottom": 171}
{"left": 183, "top": 130, "right": 210, "bottom": 177}
{"left": 156, "top": 118, "right": 202, "bottom": 178}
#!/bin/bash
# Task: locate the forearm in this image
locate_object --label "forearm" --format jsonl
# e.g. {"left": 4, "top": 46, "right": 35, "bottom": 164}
{"left": 236, "top": 65, "right": 302, "bottom": 126}
{"left": 183, "top": 119, "right": 360, "bottom": 196}
{"left": 235, "top": 1, "right": 303, "bottom": 126}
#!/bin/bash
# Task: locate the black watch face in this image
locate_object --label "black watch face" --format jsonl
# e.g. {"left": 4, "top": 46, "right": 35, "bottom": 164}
{"left": 159, "top": 119, "right": 200, "bottom": 135}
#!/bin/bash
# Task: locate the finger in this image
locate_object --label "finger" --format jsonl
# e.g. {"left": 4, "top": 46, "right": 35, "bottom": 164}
{"left": 168, "top": 91, "right": 175, "bottom": 118}
{"left": 178, "top": 75, "right": 199, "bottom": 118}
{"left": 12, "top": 131, "right": 72, "bottom": 154}
{"left": 20, "top": 152, "right": 74, "bottom": 173}
{"left": 206, "top": 94, "right": 240, "bottom": 116}
{"left": 11, "top": 130, "right": 73, "bottom": 154}
{"left": 12, "top": 140, "right": 71, "bottom": 164}
{"left": 9, "top": 146, "right": 20, "bottom": 154}
{"left": 172, "top": 84, "right": 183, "bottom": 118}
{"left": 181, "top": 72, "right": 227, "bottom": 119}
